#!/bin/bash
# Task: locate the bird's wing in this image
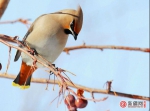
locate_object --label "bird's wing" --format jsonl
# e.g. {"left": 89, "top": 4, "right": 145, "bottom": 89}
{"left": 14, "top": 14, "right": 46, "bottom": 62}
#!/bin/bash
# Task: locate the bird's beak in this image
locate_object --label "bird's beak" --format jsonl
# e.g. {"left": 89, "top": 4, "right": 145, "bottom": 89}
{"left": 73, "top": 32, "right": 78, "bottom": 40}
{"left": 70, "top": 29, "right": 78, "bottom": 40}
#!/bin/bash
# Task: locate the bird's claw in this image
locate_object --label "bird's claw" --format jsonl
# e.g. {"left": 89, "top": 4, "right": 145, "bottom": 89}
{"left": 49, "top": 64, "right": 58, "bottom": 75}
{"left": 28, "top": 48, "right": 38, "bottom": 55}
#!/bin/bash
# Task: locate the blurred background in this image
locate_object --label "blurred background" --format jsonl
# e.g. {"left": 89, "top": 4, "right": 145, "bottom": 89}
{"left": 0, "top": 0, "right": 149, "bottom": 111}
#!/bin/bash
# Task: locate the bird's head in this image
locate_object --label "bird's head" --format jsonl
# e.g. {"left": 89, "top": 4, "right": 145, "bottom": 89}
{"left": 54, "top": 6, "right": 83, "bottom": 40}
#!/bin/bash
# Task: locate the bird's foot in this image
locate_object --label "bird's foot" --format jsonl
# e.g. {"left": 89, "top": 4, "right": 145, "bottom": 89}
{"left": 49, "top": 64, "right": 58, "bottom": 75}
{"left": 28, "top": 48, "right": 38, "bottom": 56}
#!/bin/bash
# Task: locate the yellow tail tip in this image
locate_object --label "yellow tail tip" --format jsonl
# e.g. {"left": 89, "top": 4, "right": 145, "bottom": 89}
{"left": 12, "top": 82, "right": 30, "bottom": 89}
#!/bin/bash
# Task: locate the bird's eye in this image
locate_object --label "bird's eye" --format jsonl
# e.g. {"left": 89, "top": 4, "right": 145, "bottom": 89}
{"left": 70, "top": 20, "right": 75, "bottom": 30}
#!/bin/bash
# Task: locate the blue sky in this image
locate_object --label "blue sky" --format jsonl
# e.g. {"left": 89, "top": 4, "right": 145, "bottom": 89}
{"left": 0, "top": 0, "right": 149, "bottom": 111}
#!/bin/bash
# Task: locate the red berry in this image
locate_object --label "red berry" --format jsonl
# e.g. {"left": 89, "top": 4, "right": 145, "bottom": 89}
{"left": 64, "top": 94, "right": 77, "bottom": 110}
{"left": 75, "top": 98, "right": 88, "bottom": 108}
{"left": 64, "top": 94, "right": 76, "bottom": 106}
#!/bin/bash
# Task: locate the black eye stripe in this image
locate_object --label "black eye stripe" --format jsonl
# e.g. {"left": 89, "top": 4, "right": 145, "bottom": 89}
{"left": 64, "top": 29, "right": 72, "bottom": 35}
{"left": 70, "top": 20, "right": 75, "bottom": 30}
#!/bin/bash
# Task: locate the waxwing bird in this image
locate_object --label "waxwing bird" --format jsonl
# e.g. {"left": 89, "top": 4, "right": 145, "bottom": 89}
{"left": 12, "top": 6, "right": 83, "bottom": 89}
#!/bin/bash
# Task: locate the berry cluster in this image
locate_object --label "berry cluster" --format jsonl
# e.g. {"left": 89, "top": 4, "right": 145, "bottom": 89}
{"left": 64, "top": 89, "right": 88, "bottom": 111}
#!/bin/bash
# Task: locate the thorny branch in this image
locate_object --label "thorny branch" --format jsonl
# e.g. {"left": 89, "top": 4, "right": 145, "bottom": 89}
{"left": 0, "top": 34, "right": 149, "bottom": 102}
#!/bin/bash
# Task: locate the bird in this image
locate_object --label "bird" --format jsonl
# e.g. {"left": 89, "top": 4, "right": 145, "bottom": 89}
{"left": 12, "top": 6, "right": 83, "bottom": 89}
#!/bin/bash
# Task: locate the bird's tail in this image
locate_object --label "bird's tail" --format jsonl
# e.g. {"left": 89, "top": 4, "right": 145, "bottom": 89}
{"left": 12, "top": 61, "right": 36, "bottom": 89}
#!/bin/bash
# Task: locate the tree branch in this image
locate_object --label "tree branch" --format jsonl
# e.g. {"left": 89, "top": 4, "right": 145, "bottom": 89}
{"left": 0, "top": 73, "right": 149, "bottom": 101}
{"left": 63, "top": 43, "right": 150, "bottom": 53}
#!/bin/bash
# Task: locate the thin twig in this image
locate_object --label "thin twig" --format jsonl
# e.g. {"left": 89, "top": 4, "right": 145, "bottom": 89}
{"left": 0, "top": 18, "right": 31, "bottom": 25}
{"left": 5, "top": 46, "right": 11, "bottom": 74}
